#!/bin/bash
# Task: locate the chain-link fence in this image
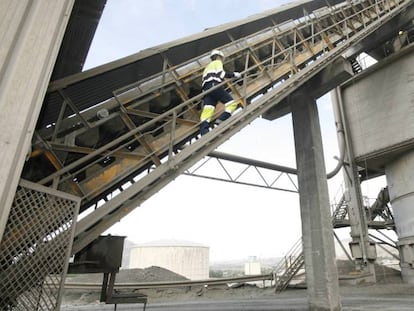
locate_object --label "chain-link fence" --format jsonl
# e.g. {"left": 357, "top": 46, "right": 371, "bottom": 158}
{"left": 0, "top": 180, "right": 80, "bottom": 310}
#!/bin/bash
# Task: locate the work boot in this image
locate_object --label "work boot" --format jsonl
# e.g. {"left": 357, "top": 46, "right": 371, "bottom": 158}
{"left": 200, "top": 120, "right": 210, "bottom": 136}
{"left": 216, "top": 111, "right": 231, "bottom": 125}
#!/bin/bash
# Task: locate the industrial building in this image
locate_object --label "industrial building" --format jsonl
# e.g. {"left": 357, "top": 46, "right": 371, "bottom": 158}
{"left": 244, "top": 256, "right": 262, "bottom": 275}
{"left": 0, "top": 0, "right": 414, "bottom": 310}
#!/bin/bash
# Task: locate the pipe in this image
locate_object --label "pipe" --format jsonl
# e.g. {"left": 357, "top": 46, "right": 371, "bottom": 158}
{"left": 208, "top": 150, "right": 297, "bottom": 175}
{"left": 326, "top": 87, "right": 346, "bottom": 179}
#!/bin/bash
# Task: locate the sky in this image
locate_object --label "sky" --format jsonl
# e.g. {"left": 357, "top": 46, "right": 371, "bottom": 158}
{"left": 84, "top": 0, "right": 386, "bottom": 262}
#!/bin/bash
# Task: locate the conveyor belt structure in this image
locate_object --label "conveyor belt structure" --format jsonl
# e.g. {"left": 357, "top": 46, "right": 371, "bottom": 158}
{"left": 20, "top": 0, "right": 414, "bottom": 253}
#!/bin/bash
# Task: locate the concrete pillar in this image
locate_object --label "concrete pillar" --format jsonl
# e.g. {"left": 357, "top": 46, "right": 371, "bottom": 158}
{"left": 291, "top": 93, "right": 341, "bottom": 311}
{"left": 385, "top": 150, "right": 414, "bottom": 284}
{"left": 0, "top": 0, "right": 74, "bottom": 240}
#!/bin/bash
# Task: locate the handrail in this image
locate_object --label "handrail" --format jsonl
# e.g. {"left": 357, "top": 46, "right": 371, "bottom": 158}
{"left": 272, "top": 237, "right": 304, "bottom": 292}
{"left": 35, "top": 0, "right": 404, "bottom": 202}
{"left": 70, "top": 0, "right": 412, "bottom": 252}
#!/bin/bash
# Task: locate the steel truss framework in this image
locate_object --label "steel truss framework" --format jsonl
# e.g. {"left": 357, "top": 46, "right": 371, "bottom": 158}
{"left": 183, "top": 151, "right": 298, "bottom": 193}
{"left": 17, "top": 0, "right": 413, "bottom": 253}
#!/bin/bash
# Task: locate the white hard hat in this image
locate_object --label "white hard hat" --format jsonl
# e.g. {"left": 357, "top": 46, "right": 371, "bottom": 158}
{"left": 210, "top": 49, "right": 224, "bottom": 59}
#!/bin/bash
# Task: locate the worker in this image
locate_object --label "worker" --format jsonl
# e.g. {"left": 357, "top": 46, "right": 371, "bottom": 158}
{"left": 199, "top": 49, "right": 241, "bottom": 135}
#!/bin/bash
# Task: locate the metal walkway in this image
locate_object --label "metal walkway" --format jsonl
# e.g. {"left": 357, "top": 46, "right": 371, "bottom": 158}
{"left": 20, "top": 0, "right": 414, "bottom": 254}
{"left": 332, "top": 187, "right": 395, "bottom": 229}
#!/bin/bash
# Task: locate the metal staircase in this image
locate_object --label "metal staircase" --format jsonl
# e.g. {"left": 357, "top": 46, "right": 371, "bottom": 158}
{"left": 331, "top": 186, "right": 395, "bottom": 229}
{"left": 332, "top": 194, "right": 349, "bottom": 227}
{"left": 19, "top": 0, "right": 413, "bottom": 254}
{"left": 273, "top": 238, "right": 305, "bottom": 292}
{"left": 274, "top": 185, "right": 396, "bottom": 292}
{"left": 349, "top": 57, "right": 363, "bottom": 73}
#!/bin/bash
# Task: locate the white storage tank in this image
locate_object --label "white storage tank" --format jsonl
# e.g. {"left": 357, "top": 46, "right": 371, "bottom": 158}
{"left": 129, "top": 240, "right": 209, "bottom": 280}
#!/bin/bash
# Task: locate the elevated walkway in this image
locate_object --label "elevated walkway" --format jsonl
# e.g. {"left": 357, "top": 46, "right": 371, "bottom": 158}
{"left": 19, "top": 0, "right": 414, "bottom": 254}
{"left": 332, "top": 187, "right": 395, "bottom": 229}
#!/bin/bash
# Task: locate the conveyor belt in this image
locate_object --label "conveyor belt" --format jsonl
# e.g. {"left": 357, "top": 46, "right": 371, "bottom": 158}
{"left": 19, "top": 0, "right": 414, "bottom": 253}
{"left": 38, "top": 0, "right": 345, "bottom": 129}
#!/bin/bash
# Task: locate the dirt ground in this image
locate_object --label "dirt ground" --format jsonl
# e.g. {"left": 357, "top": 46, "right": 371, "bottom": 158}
{"left": 61, "top": 263, "right": 414, "bottom": 309}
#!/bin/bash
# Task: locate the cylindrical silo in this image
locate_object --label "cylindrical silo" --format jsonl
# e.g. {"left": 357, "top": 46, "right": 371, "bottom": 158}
{"left": 129, "top": 240, "right": 209, "bottom": 280}
{"left": 385, "top": 150, "right": 414, "bottom": 284}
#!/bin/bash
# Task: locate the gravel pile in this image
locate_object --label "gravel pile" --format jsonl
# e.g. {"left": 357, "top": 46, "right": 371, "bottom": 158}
{"left": 62, "top": 266, "right": 188, "bottom": 306}
{"left": 336, "top": 260, "right": 401, "bottom": 283}
{"left": 117, "top": 266, "right": 188, "bottom": 283}
{"left": 65, "top": 266, "right": 188, "bottom": 284}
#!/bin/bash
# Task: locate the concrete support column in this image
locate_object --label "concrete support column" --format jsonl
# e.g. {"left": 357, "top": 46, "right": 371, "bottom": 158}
{"left": 0, "top": 0, "right": 74, "bottom": 240}
{"left": 385, "top": 150, "right": 414, "bottom": 284}
{"left": 292, "top": 94, "right": 341, "bottom": 311}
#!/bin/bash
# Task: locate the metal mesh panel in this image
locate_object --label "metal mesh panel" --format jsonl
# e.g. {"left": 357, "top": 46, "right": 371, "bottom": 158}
{"left": 0, "top": 180, "right": 80, "bottom": 310}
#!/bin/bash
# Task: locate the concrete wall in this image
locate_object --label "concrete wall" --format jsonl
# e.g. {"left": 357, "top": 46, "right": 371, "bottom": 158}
{"left": 341, "top": 48, "right": 414, "bottom": 161}
{"left": 129, "top": 244, "right": 209, "bottom": 280}
{"left": 341, "top": 47, "right": 414, "bottom": 283}
{"left": 385, "top": 150, "right": 414, "bottom": 284}
{"left": 0, "top": 0, "right": 74, "bottom": 240}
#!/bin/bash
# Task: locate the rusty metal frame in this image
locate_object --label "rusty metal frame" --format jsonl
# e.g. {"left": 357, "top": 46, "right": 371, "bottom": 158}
{"left": 38, "top": 0, "right": 398, "bottom": 194}
{"left": 17, "top": 0, "right": 409, "bottom": 252}
{"left": 70, "top": 0, "right": 412, "bottom": 253}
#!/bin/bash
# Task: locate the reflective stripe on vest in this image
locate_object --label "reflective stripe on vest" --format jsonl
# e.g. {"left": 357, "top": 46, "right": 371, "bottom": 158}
{"left": 202, "top": 60, "right": 225, "bottom": 87}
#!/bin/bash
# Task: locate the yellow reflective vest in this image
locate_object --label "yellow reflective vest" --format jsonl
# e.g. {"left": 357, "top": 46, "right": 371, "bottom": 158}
{"left": 202, "top": 60, "right": 227, "bottom": 87}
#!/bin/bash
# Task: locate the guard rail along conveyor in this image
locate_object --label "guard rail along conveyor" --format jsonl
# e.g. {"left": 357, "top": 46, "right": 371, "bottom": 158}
{"left": 20, "top": 0, "right": 414, "bottom": 254}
